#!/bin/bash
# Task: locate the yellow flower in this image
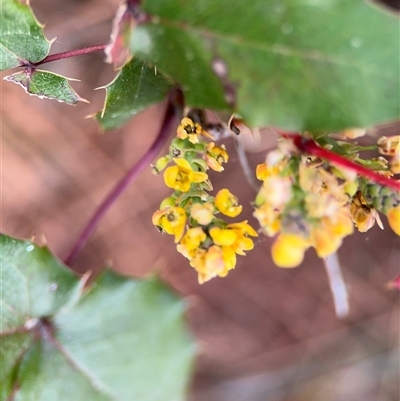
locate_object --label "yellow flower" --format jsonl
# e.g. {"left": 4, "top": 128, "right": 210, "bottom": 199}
{"left": 350, "top": 192, "right": 381, "bottom": 232}
{"left": 205, "top": 142, "right": 229, "bottom": 172}
{"left": 176, "top": 117, "right": 214, "bottom": 144}
{"left": 350, "top": 204, "right": 377, "bottom": 232}
{"left": 326, "top": 210, "right": 354, "bottom": 237}
{"left": 260, "top": 176, "right": 292, "bottom": 208}
{"left": 227, "top": 221, "right": 258, "bottom": 255}
{"left": 177, "top": 227, "right": 207, "bottom": 258}
{"left": 190, "top": 203, "right": 214, "bottom": 225}
{"left": 271, "top": 233, "right": 308, "bottom": 268}
{"left": 310, "top": 209, "right": 354, "bottom": 258}
{"left": 190, "top": 245, "right": 236, "bottom": 284}
{"left": 152, "top": 207, "right": 187, "bottom": 242}
{"left": 255, "top": 162, "right": 281, "bottom": 181}
{"left": 387, "top": 205, "right": 400, "bottom": 236}
{"left": 209, "top": 227, "right": 237, "bottom": 246}
{"left": 164, "top": 158, "right": 208, "bottom": 192}
{"left": 253, "top": 203, "right": 281, "bottom": 237}
{"left": 210, "top": 221, "right": 258, "bottom": 256}
{"left": 299, "top": 163, "right": 325, "bottom": 194}
{"left": 256, "top": 163, "right": 268, "bottom": 181}
{"left": 215, "top": 189, "right": 242, "bottom": 217}
{"left": 311, "top": 225, "right": 343, "bottom": 258}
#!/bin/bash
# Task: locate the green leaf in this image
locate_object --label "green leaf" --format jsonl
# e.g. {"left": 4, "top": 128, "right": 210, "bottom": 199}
{"left": 0, "top": 0, "right": 50, "bottom": 70}
{"left": 4, "top": 70, "right": 85, "bottom": 105}
{"left": 96, "top": 58, "right": 173, "bottom": 130}
{"left": 16, "top": 338, "right": 112, "bottom": 401}
{"left": 0, "top": 235, "right": 81, "bottom": 322}
{"left": 1, "top": 235, "right": 194, "bottom": 401}
{"left": 53, "top": 272, "right": 194, "bottom": 400}
{"left": 131, "top": 0, "right": 400, "bottom": 130}
{"left": 0, "top": 235, "right": 81, "bottom": 401}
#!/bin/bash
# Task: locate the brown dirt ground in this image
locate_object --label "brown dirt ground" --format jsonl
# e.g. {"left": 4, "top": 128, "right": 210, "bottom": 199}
{"left": 1, "top": 1, "right": 399, "bottom": 400}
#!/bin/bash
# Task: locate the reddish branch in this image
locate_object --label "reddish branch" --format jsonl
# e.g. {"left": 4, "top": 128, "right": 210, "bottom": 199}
{"left": 63, "top": 88, "right": 184, "bottom": 266}
{"left": 289, "top": 134, "right": 400, "bottom": 191}
{"left": 31, "top": 44, "right": 107, "bottom": 66}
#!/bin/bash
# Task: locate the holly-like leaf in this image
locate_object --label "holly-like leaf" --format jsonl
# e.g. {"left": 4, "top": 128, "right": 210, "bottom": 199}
{"left": 0, "top": 235, "right": 81, "bottom": 323}
{"left": 130, "top": 0, "right": 400, "bottom": 131}
{"left": 0, "top": 0, "right": 50, "bottom": 70}
{"left": 96, "top": 58, "right": 172, "bottom": 130}
{"left": 1, "top": 235, "right": 194, "bottom": 401}
{"left": 0, "top": 235, "right": 81, "bottom": 401}
{"left": 4, "top": 70, "right": 85, "bottom": 105}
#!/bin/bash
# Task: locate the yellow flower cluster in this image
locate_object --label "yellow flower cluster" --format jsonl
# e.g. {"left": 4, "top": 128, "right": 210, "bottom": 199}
{"left": 153, "top": 117, "right": 399, "bottom": 277}
{"left": 152, "top": 115, "right": 257, "bottom": 283}
{"left": 178, "top": 212, "right": 257, "bottom": 284}
{"left": 253, "top": 136, "right": 400, "bottom": 269}
{"left": 253, "top": 140, "right": 355, "bottom": 267}
{"left": 164, "top": 158, "right": 208, "bottom": 192}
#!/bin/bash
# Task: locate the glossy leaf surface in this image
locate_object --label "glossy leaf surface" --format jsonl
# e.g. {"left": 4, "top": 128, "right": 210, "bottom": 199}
{"left": 1, "top": 235, "right": 194, "bottom": 401}
{"left": 4, "top": 70, "right": 84, "bottom": 105}
{"left": 130, "top": 0, "right": 399, "bottom": 130}
{"left": 97, "top": 58, "right": 172, "bottom": 130}
{"left": 0, "top": 0, "right": 50, "bottom": 70}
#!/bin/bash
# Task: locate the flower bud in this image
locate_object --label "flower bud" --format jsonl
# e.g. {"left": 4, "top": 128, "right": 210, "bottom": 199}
{"left": 159, "top": 196, "right": 176, "bottom": 209}
{"left": 271, "top": 233, "right": 308, "bottom": 268}
{"left": 151, "top": 156, "right": 170, "bottom": 174}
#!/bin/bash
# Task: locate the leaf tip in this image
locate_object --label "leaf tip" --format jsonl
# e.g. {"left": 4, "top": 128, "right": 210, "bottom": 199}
{"left": 78, "top": 96, "right": 90, "bottom": 104}
{"left": 85, "top": 112, "right": 97, "bottom": 120}
{"left": 79, "top": 270, "right": 94, "bottom": 292}
{"left": 94, "top": 84, "right": 107, "bottom": 91}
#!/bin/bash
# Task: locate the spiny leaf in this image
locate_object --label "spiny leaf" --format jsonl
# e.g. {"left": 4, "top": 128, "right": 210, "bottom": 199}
{"left": 4, "top": 70, "right": 85, "bottom": 105}
{"left": 0, "top": 235, "right": 81, "bottom": 401}
{"left": 0, "top": 0, "right": 50, "bottom": 70}
{"left": 130, "top": 0, "right": 400, "bottom": 131}
{"left": 53, "top": 271, "right": 194, "bottom": 401}
{"left": 96, "top": 58, "right": 173, "bottom": 130}
{"left": 0, "top": 235, "right": 81, "bottom": 322}
{"left": 1, "top": 234, "right": 194, "bottom": 401}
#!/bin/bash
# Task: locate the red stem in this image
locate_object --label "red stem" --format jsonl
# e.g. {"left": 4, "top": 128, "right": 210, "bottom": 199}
{"left": 63, "top": 88, "right": 184, "bottom": 266}
{"left": 290, "top": 135, "right": 400, "bottom": 191}
{"left": 31, "top": 44, "right": 107, "bottom": 66}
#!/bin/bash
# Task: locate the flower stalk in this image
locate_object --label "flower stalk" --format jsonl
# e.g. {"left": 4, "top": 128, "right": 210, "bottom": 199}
{"left": 64, "top": 88, "right": 183, "bottom": 266}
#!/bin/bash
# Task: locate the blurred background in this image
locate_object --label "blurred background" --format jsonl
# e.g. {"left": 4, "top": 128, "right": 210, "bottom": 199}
{"left": 1, "top": 1, "right": 399, "bottom": 400}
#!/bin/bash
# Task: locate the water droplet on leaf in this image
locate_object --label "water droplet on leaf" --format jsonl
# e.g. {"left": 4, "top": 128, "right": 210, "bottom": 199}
{"left": 26, "top": 245, "right": 34, "bottom": 252}
{"left": 49, "top": 283, "right": 58, "bottom": 292}
{"left": 274, "top": 2, "right": 286, "bottom": 13}
{"left": 350, "top": 36, "right": 363, "bottom": 48}
{"left": 212, "top": 58, "right": 228, "bottom": 78}
{"left": 281, "top": 23, "right": 293, "bottom": 35}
